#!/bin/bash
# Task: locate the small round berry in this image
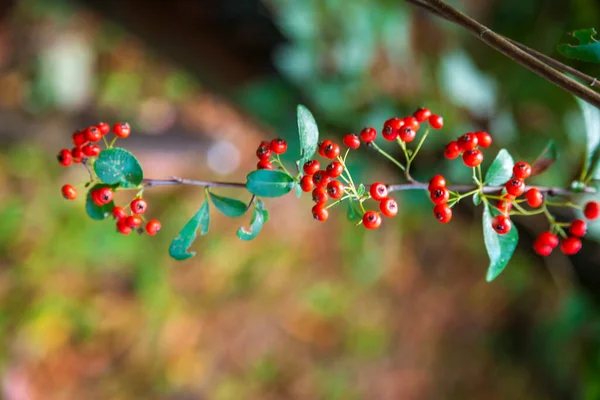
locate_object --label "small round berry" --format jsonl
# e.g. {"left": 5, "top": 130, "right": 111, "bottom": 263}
{"left": 312, "top": 170, "right": 330, "bottom": 188}
{"left": 433, "top": 203, "right": 452, "bottom": 223}
{"left": 369, "top": 182, "right": 388, "bottom": 201}
{"left": 117, "top": 219, "right": 132, "bottom": 235}
{"left": 363, "top": 211, "right": 382, "bottom": 230}
{"left": 496, "top": 199, "right": 513, "bottom": 214}
{"left": 491, "top": 214, "right": 512, "bottom": 235}
{"left": 475, "top": 131, "right": 492, "bottom": 148}
{"left": 538, "top": 232, "right": 559, "bottom": 248}
{"left": 256, "top": 143, "right": 272, "bottom": 160}
{"left": 131, "top": 198, "right": 148, "bottom": 214}
{"left": 300, "top": 175, "right": 315, "bottom": 192}
{"left": 570, "top": 219, "right": 587, "bottom": 237}
{"left": 382, "top": 118, "right": 403, "bottom": 141}
{"left": 326, "top": 161, "right": 344, "bottom": 178}
{"left": 57, "top": 149, "right": 72, "bottom": 166}
{"left": 533, "top": 240, "right": 553, "bottom": 256}
{"left": 303, "top": 160, "right": 320, "bottom": 175}
{"left": 112, "top": 206, "right": 127, "bottom": 220}
{"left": 269, "top": 138, "right": 288, "bottom": 154}
{"left": 560, "top": 237, "right": 582, "bottom": 255}
{"left": 525, "top": 188, "right": 543, "bottom": 208}
{"left": 444, "top": 141, "right": 461, "bottom": 160}
{"left": 72, "top": 147, "right": 84, "bottom": 163}
{"left": 505, "top": 178, "right": 525, "bottom": 197}
{"left": 428, "top": 175, "right": 446, "bottom": 191}
{"left": 513, "top": 162, "right": 532, "bottom": 179}
{"left": 97, "top": 122, "right": 110, "bottom": 135}
{"left": 430, "top": 186, "right": 450, "bottom": 205}
{"left": 97, "top": 187, "right": 114, "bottom": 205}
{"left": 125, "top": 215, "right": 142, "bottom": 228}
{"left": 85, "top": 126, "right": 102, "bottom": 142}
{"left": 462, "top": 148, "right": 484, "bottom": 167}
{"left": 91, "top": 190, "right": 104, "bottom": 206}
{"left": 359, "top": 127, "right": 377, "bottom": 143}
{"left": 257, "top": 160, "right": 273, "bottom": 170}
{"left": 61, "top": 184, "right": 77, "bottom": 200}
{"left": 428, "top": 114, "right": 444, "bottom": 129}
{"left": 312, "top": 187, "right": 328, "bottom": 204}
{"left": 413, "top": 107, "right": 431, "bottom": 123}
{"left": 379, "top": 197, "right": 398, "bottom": 217}
{"left": 399, "top": 127, "right": 416, "bottom": 143}
{"left": 323, "top": 142, "right": 340, "bottom": 159}
{"left": 113, "top": 122, "right": 131, "bottom": 138}
{"left": 312, "top": 204, "right": 329, "bottom": 222}
{"left": 326, "top": 180, "right": 345, "bottom": 199}
{"left": 457, "top": 133, "right": 478, "bottom": 152}
{"left": 82, "top": 144, "right": 101, "bottom": 157}
{"left": 343, "top": 134, "right": 360, "bottom": 149}
{"left": 403, "top": 116, "right": 420, "bottom": 131}
{"left": 72, "top": 130, "right": 87, "bottom": 147}
{"left": 318, "top": 140, "right": 332, "bottom": 157}
{"left": 146, "top": 220, "right": 162, "bottom": 236}
{"left": 584, "top": 201, "right": 600, "bottom": 220}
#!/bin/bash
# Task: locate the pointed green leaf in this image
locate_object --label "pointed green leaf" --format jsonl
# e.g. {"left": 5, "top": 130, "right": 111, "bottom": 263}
{"left": 297, "top": 104, "right": 319, "bottom": 167}
{"left": 575, "top": 97, "right": 600, "bottom": 181}
{"left": 472, "top": 192, "right": 481, "bottom": 206}
{"left": 93, "top": 147, "right": 144, "bottom": 188}
{"left": 484, "top": 149, "right": 515, "bottom": 186}
{"left": 237, "top": 199, "right": 269, "bottom": 241}
{"left": 357, "top": 184, "right": 366, "bottom": 197}
{"left": 482, "top": 204, "right": 519, "bottom": 282}
{"left": 85, "top": 183, "right": 116, "bottom": 220}
{"left": 169, "top": 199, "right": 210, "bottom": 261}
{"left": 346, "top": 199, "right": 362, "bottom": 223}
{"left": 557, "top": 28, "right": 600, "bottom": 63}
{"left": 208, "top": 191, "right": 247, "bottom": 218}
{"left": 246, "top": 170, "right": 294, "bottom": 198}
{"left": 530, "top": 140, "right": 558, "bottom": 177}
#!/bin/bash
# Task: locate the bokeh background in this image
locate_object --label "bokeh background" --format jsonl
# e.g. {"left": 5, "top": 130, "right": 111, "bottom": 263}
{"left": 1, "top": 0, "right": 600, "bottom": 398}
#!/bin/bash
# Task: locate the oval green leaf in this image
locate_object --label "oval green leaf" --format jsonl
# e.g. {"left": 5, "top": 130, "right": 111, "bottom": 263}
{"left": 484, "top": 149, "right": 515, "bottom": 186}
{"left": 575, "top": 97, "right": 600, "bottom": 181}
{"left": 297, "top": 104, "right": 319, "bottom": 167}
{"left": 472, "top": 192, "right": 482, "bottom": 206}
{"left": 86, "top": 183, "right": 116, "bottom": 220}
{"left": 530, "top": 140, "right": 558, "bottom": 177}
{"left": 169, "top": 199, "right": 210, "bottom": 261}
{"left": 94, "top": 147, "right": 144, "bottom": 188}
{"left": 237, "top": 199, "right": 269, "bottom": 241}
{"left": 557, "top": 28, "right": 600, "bottom": 63}
{"left": 346, "top": 199, "right": 362, "bottom": 223}
{"left": 209, "top": 191, "right": 248, "bottom": 218}
{"left": 483, "top": 204, "right": 519, "bottom": 282}
{"left": 246, "top": 170, "right": 294, "bottom": 198}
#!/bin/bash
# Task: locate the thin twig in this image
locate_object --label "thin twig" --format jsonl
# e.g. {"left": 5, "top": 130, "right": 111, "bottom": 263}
{"left": 142, "top": 177, "right": 247, "bottom": 189}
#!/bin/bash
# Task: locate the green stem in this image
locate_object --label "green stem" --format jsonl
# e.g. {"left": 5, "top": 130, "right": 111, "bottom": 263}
{"left": 370, "top": 142, "right": 406, "bottom": 171}
{"left": 408, "top": 128, "right": 430, "bottom": 163}
{"left": 273, "top": 155, "right": 291, "bottom": 175}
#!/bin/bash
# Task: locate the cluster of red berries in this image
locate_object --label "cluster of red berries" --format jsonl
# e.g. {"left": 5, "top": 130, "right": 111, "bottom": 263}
{"left": 363, "top": 183, "right": 398, "bottom": 229}
{"left": 427, "top": 175, "right": 452, "bottom": 224}
{"left": 444, "top": 131, "right": 493, "bottom": 167}
{"left": 255, "top": 138, "right": 288, "bottom": 170}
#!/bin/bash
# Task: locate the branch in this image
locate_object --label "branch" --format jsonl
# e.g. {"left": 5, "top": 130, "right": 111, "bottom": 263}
{"left": 142, "top": 177, "right": 246, "bottom": 189}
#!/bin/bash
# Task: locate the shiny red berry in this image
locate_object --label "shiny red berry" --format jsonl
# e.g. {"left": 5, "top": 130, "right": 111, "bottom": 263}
{"left": 584, "top": 201, "right": 600, "bottom": 220}
{"left": 525, "top": 188, "right": 543, "bottom": 208}
{"left": 428, "top": 114, "right": 444, "bottom": 129}
{"left": 430, "top": 186, "right": 450, "bottom": 205}
{"left": 256, "top": 143, "right": 271, "bottom": 160}
{"left": 72, "top": 131, "right": 87, "bottom": 147}
{"left": 413, "top": 107, "right": 431, "bottom": 123}
{"left": 505, "top": 178, "right": 525, "bottom": 197}
{"left": 125, "top": 215, "right": 142, "bottom": 228}
{"left": 257, "top": 160, "right": 273, "bottom": 170}
{"left": 444, "top": 141, "right": 461, "bottom": 160}
{"left": 491, "top": 214, "right": 512, "bottom": 235}
{"left": 457, "top": 133, "right": 478, "bottom": 152}
{"left": 97, "top": 122, "right": 110, "bottom": 135}
{"left": 538, "top": 232, "right": 559, "bottom": 248}
{"left": 57, "top": 149, "right": 72, "bottom": 166}
{"left": 513, "top": 162, "right": 532, "bottom": 179}
{"left": 91, "top": 190, "right": 104, "bottom": 206}
{"left": 323, "top": 142, "right": 340, "bottom": 159}
{"left": 269, "top": 138, "right": 287, "bottom": 154}
{"left": 363, "top": 211, "right": 382, "bottom": 230}
{"left": 117, "top": 219, "right": 132, "bottom": 235}
{"left": 146, "top": 220, "right": 162, "bottom": 236}
{"left": 369, "top": 182, "right": 388, "bottom": 201}
{"left": 382, "top": 118, "right": 403, "bottom": 141}
{"left": 533, "top": 240, "right": 553, "bottom": 256}
{"left": 475, "top": 131, "right": 492, "bottom": 148}
{"left": 61, "top": 184, "right": 77, "bottom": 200}
{"left": 343, "top": 134, "right": 360, "bottom": 149}
{"left": 399, "top": 127, "right": 416, "bottom": 143}
{"left": 300, "top": 175, "right": 314, "bottom": 192}
{"left": 570, "top": 219, "right": 587, "bottom": 237}
{"left": 462, "top": 149, "right": 484, "bottom": 167}
{"left": 131, "top": 198, "right": 148, "bottom": 214}
{"left": 496, "top": 199, "right": 513, "bottom": 214}
{"left": 303, "top": 160, "right": 320, "bottom": 175}
{"left": 326, "top": 161, "right": 344, "bottom": 178}
{"left": 312, "top": 204, "right": 328, "bottom": 222}
{"left": 433, "top": 203, "right": 452, "bottom": 223}
{"left": 428, "top": 175, "right": 446, "bottom": 191}
{"left": 112, "top": 206, "right": 127, "bottom": 220}
{"left": 318, "top": 140, "right": 332, "bottom": 157}
{"left": 560, "top": 237, "right": 582, "bottom": 255}
{"left": 72, "top": 147, "right": 83, "bottom": 163}
{"left": 327, "top": 180, "right": 345, "bottom": 199}
{"left": 82, "top": 144, "right": 101, "bottom": 157}
{"left": 403, "top": 116, "right": 420, "bottom": 131}
{"left": 312, "top": 187, "right": 328, "bottom": 204}
{"left": 359, "top": 127, "right": 377, "bottom": 143}
{"left": 97, "top": 187, "right": 113, "bottom": 205}
{"left": 113, "top": 122, "right": 131, "bottom": 138}
{"left": 379, "top": 197, "right": 398, "bottom": 217}
{"left": 312, "top": 170, "right": 330, "bottom": 188}
{"left": 85, "top": 126, "right": 102, "bottom": 142}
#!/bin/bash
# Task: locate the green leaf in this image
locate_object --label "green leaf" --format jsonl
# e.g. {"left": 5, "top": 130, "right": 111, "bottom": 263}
{"left": 85, "top": 183, "right": 116, "bottom": 220}
{"left": 169, "top": 199, "right": 210, "bottom": 261}
{"left": 482, "top": 204, "right": 519, "bottom": 282}
{"left": 246, "top": 170, "right": 294, "bottom": 198}
{"left": 297, "top": 104, "right": 319, "bottom": 167}
{"left": 484, "top": 149, "right": 515, "bottom": 186}
{"left": 472, "top": 192, "right": 481, "bottom": 206}
{"left": 357, "top": 184, "right": 366, "bottom": 197}
{"left": 346, "top": 199, "right": 362, "bottom": 223}
{"left": 237, "top": 199, "right": 269, "bottom": 241}
{"left": 575, "top": 97, "right": 600, "bottom": 181}
{"left": 530, "top": 140, "right": 558, "bottom": 177}
{"left": 557, "top": 28, "right": 600, "bottom": 63}
{"left": 208, "top": 191, "right": 247, "bottom": 218}
{"left": 93, "top": 147, "right": 144, "bottom": 188}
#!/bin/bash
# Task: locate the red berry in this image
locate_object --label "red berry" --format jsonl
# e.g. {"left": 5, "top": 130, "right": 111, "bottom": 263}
{"left": 303, "top": 160, "right": 320, "bottom": 175}
{"left": 326, "top": 180, "right": 345, "bottom": 199}
{"left": 72, "top": 147, "right": 83, "bottom": 163}
{"left": 323, "top": 142, "right": 340, "bottom": 159}
{"left": 369, "top": 182, "right": 388, "bottom": 201}
{"left": 359, "top": 127, "right": 377, "bottom": 143}
{"left": 444, "top": 141, "right": 461, "bottom": 160}
{"left": 457, "top": 133, "right": 478, "bottom": 152}
{"left": 91, "top": 190, "right": 104, "bottom": 206}
{"left": 430, "top": 186, "right": 449, "bottom": 205}
{"left": 343, "top": 134, "right": 360, "bottom": 149}
{"left": 428, "top": 175, "right": 446, "bottom": 191}
{"left": 269, "top": 138, "right": 287, "bottom": 154}
{"left": 113, "top": 122, "right": 131, "bottom": 138}
{"left": 312, "top": 187, "right": 328, "bottom": 204}
{"left": 131, "top": 198, "right": 148, "bottom": 215}
{"left": 112, "top": 206, "right": 127, "bottom": 220}
{"left": 82, "top": 144, "right": 101, "bottom": 157}
{"left": 496, "top": 199, "right": 513, "bottom": 214}
{"left": 570, "top": 219, "right": 587, "bottom": 237}
{"left": 491, "top": 214, "right": 512, "bottom": 235}
{"left": 524, "top": 188, "right": 543, "bottom": 208}
{"left": 257, "top": 160, "right": 273, "bottom": 170}
{"left": 399, "top": 127, "right": 416, "bottom": 143}
{"left": 256, "top": 143, "right": 272, "bottom": 160}
{"left": 300, "top": 175, "right": 314, "bottom": 192}
{"left": 326, "top": 161, "right": 344, "bottom": 178}
{"left": 97, "top": 187, "right": 114, "bottom": 205}
{"left": 403, "top": 116, "right": 420, "bottom": 131}
{"left": 85, "top": 126, "right": 102, "bottom": 142}
{"left": 382, "top": 118, "right": 403, "bottom": 141}
{"left": 146, "top": 220, "right": 162, "bottom": 236}
{"left": 72, "top": 130, "right": 87, "bottom": 147}
{"left": 97, "top": 122, "right": 110, "bottom": 135}
{"left": 312, "top": 170, "right": 330, "bottom": 188}
{"left": 125, "top": 215, "right": 142, "bottom": 228}
{"left": 57, "top": 149, "right": 72, "bottom": 166}
{"left": 505, "top": 178, "right": 525, "bottom": 197}
{"left": 533, "top": 240, "right": 553, "bottom": 256}
{"left": 538, "top": 232, "right": 559, "bottom": 248}
{"left": 379, "top": 197, "right": 398, "bottom": 217}
{"left": 560, "top": 237, "right": 582, "bottom": 255}
{"left": 433, "top": 203, "right": 452, "bottom": 223}
{"left": 413, "top": 107, "right": 431, "bottom": 123}
{"left": 513, "top": 162, "right": 532, "bottom": 179}
{"left": 117, "top": 219, "right": 132, "bottom": 235}
{"left": 61, "top": 184, "right": 77, "bottom": 200}
{"left": 428, "top": 114, "right": 444, "bottom": 129}
{"left": 462, "top": 149, "right": 484, "bottom": 167}
{"left": 362, "top": 211, "right": 382, "bottom": 230}
{"left": 312, "top": 204, "right": 328, "bottom": 222}
{"left": 318, "top": 140, "right": 332, "bottom": 157}
{"left": 584, "top": 201, "right": 600, "bottom": 220}
{"left": 475, "top": 131, "right": 492, "bottom": 148}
